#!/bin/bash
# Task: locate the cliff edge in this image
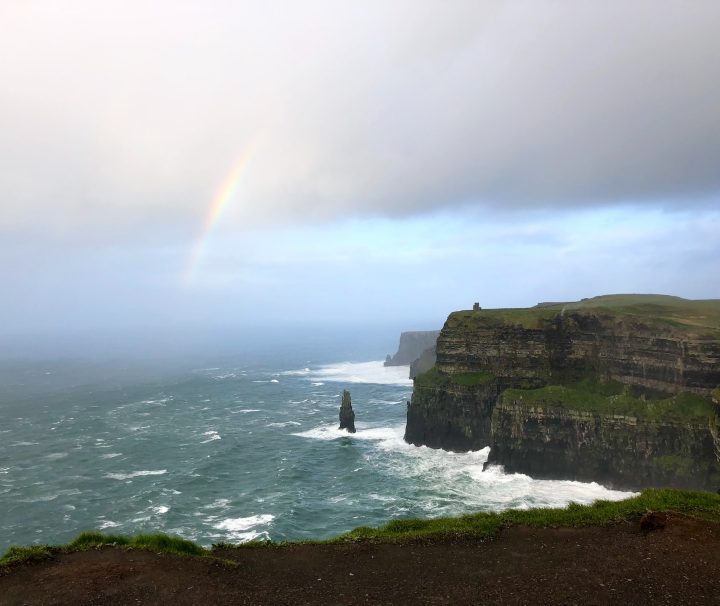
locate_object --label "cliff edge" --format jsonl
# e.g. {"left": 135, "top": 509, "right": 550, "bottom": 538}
{"left": 405, "top": 294, "right": 720, "bottom": 491}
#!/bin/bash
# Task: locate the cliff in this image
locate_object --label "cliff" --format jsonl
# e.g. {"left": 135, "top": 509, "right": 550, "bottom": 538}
{"left": 385, "top": 331, "right": 440, "bottom": 367}
{"left": 487, "top": 393, "right": 719, "bottom": 490}
{"left": 405, "top": 294, "right": 720, "bottom": 491}
{"left": 409, "top": 346, "right": 436, "bottom": 379}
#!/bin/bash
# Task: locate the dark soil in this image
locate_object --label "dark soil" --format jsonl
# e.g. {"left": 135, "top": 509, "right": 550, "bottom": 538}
{"left": 2, "top": 514, "right": 720, "bottom": 605}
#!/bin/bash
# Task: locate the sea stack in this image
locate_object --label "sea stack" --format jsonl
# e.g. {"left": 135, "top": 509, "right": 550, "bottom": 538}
{"left": 339, "top": 389, "right": 356, "bottom": 433}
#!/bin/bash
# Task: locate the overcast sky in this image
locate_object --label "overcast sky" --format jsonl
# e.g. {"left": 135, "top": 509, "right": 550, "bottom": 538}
{"left": 1, "top": 1, "right": 719, "bottom": 350}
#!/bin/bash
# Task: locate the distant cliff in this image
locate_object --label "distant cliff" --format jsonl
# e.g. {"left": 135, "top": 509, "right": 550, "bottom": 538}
{"left": 405, "top": 295, "right": 720, "bottom": 491}
{"left": 385, "top": 331, "right": 440, "bottom": 367}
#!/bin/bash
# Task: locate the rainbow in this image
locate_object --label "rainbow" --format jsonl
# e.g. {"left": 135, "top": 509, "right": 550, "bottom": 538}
{"left": 184, "top": 150, "right": 253, "bottom": 283}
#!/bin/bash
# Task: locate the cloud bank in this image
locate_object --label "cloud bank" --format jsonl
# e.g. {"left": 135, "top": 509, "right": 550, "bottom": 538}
{"left": 2, "top": 1, "right": 719, "bottom": 235}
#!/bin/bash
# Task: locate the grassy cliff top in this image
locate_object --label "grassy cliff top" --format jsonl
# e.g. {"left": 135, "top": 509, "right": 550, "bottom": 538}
{"left": 447, "top": 294, "right": 720, "bottom": 334}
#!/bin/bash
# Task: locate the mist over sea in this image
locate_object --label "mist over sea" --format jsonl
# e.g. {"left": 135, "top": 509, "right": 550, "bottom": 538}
{"left": 0, "top": 336, "right": 633, "bottom": 552}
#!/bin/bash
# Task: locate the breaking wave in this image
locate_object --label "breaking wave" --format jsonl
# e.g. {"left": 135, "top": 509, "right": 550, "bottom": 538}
{"left": 307, "top": 360, "right": 413, "bottom": 386}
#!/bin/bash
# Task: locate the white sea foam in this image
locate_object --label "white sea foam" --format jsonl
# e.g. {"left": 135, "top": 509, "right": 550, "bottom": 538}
{"left": 281, "top": 368, "right": 311, "bottom": 376}
{"left": 267, "top": 421, "right": 302, "bottom": 428}
{"left": 100, "top": 453, "right": 123, "bottom": 459}
{"left": 295, "top": 422, "right": 633, "bottom": 514}
{"left": 19, "top": 494, "right": 59, "bottom": 503}
{"left": 140, "top": 397, "right": 170, "bottom": 405}
{"left": 292, "top": 423, "right": 400, "bottom": 442}
{"left": 213, "top": 514, "right": 275, "bottom": 542}
{"left": 152, "top": 505, "right": 170, "bottom": 515}
{"left": 106, "top": 469, "right": 167, "bottom": 480}
{"left": 201, "top": 430, "right": 221, "bottom": 443}
{"left": 204, "top": 498, "right": 232, "bottom": 510}
{"left": 308, "top": 360, "right": 413, "bottom": 386}
{"left": 368, "top": 493, "right": 397, "bottom": 502}
{"left": 215, "top": 514, "right": 274, "bottom": 531}
{"left": 45, "top": 452, "right": 68, "bottom": 460}
{"left": 99, "top": 520, "right": 120, "bottom": 529}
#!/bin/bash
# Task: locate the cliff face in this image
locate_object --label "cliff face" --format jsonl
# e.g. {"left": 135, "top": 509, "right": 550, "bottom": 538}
{"left": 385, "top": 331, "right": 440, "bottom": 367}
{"left": 711, "top": 388, "right": 720, "bottom": 464}
{"left": 404, "top": 296, "right": 720, "bottom": 491}
{"left": 486, "top": 399, "right": 720, "bottom": 491}
{"left": 435, "top": 311, "right": 720, "bottom": 396}
{"left": 405, "top": 379, "right": 498, "bottom": 450}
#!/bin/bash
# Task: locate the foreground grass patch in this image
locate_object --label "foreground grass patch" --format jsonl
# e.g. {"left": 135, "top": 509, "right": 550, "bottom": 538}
{"left": 226, "top": 488, "right": 720, "bottom": 548}
{"left": 0, "top": 545, "right": 54, "bottom": 567}
{"left": 3, "top": 489, "right": 720, "bottom": 564}
{"left": 1, "top": 531, "right": 221, "bottom": 569}
{"left": 326, "top": 488, "right": 720, "bottom": 543}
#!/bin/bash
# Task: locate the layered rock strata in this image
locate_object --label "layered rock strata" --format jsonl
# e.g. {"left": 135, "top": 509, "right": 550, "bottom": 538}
{"left": 404, "top": 297, "right": 720, "bottom": 490}
{"left": 486, "top": 399, "right": 720, "bottom": 490}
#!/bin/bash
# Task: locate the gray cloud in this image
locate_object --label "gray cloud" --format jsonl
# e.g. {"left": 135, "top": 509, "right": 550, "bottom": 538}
{"left": 1, "top": 0, "right": 719, "bottom": 236}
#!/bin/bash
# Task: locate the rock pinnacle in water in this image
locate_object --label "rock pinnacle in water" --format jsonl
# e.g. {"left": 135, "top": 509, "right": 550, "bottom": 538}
{"left": 339, "top": 389, "right": 356, "bottom": 433}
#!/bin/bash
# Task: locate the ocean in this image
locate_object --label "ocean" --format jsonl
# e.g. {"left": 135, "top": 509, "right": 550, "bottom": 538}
{"left": 0, "top": 347, "right": 632, "bottom": 552}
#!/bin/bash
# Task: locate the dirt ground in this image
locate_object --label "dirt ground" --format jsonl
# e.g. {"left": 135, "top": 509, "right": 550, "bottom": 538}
{"left": 2, "top": 514, "right": 720, "bottom": 605}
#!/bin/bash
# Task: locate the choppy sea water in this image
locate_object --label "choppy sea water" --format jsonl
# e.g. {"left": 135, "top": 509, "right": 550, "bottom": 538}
{"left": 0, "top": 357, "right": 632, "bottom": 552}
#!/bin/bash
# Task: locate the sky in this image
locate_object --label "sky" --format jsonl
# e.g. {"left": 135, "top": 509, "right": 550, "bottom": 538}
{"left": 1, "top": 1, "right": 719, "bottom": 353}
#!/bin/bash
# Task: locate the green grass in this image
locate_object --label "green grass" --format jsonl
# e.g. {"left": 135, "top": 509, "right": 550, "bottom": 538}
{"left": 447, "top": 294, "right": 720, "bottom": 335}
{"left": 325, "top": 489, "right": 720, "bottom": 543}
{"left": 0, "top": 545, "right": 54, "bottom": 566}
{"left": 448, "top": 308, "right": 557, "bottom": 330}
{"left": 0, "top": 531, "right": 230, "bottom": 569}
{"left": 3, "top": 490, "right": 720, "bottom": 562}
{"left": 501, "top": 381, "right": 714, "bottom": 422}
{"left": 69, "top": 531, "right": 208, "bottom": 556}
{"left": 414, "top": 367, "right": 495, "bottom": 388}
